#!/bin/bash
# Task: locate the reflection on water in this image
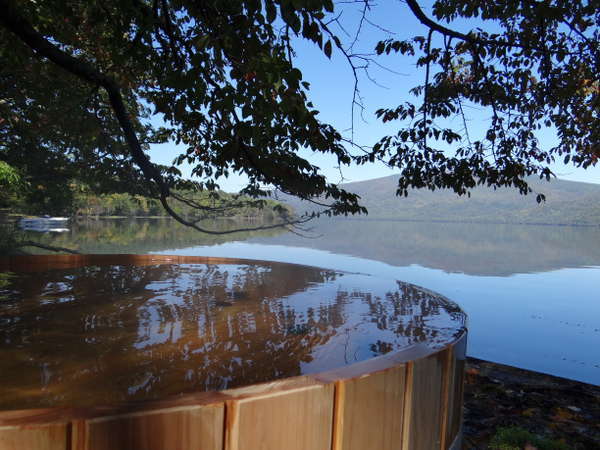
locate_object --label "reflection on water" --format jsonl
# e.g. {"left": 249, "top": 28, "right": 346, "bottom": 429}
{"left": 250, "top": 219, "right": 600, "bottom": 276}
{"left": 14, "top": 218, "right": 600, "bottom": 384}
{"left": 19, "top": 218, "right": 286, "bottom": 255}
{"left": 0, "top": 262, "right": 465, "bottom": 410}
{"left": 21, "top": 218, "right": 600, "bottom": 276}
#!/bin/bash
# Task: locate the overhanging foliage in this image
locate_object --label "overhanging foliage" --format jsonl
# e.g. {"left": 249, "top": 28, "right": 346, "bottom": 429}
{"left": 0, "top": 0, "right": 597, "bottom": 232}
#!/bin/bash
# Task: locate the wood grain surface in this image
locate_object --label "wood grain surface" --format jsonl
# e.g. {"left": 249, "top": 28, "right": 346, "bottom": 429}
{"left": 402, "top": 350, "right": 449, "bottom": 450}
{"left": 0, "top": 423, "right": 68, "bottom": 450}
{"left": 444, "top": 334, "right": 467, "bottom": 448}
{"left": 84, "top": 405, "right": 224, "bottom": 450}
{"left": 332, "top": 364, "right": 407, "bottom": 450}
{"left": 225, "top": 382, "right": 334, "bottom": 450}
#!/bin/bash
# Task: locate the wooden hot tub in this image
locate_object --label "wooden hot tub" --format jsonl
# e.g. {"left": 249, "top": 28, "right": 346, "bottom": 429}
{"left": 0, "top": 254, "right": 467, "bottom": 450}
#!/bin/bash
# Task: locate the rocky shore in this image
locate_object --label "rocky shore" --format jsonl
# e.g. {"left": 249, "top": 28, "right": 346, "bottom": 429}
{"left": 463, "top": 358, "right": 599, "bottom": 449}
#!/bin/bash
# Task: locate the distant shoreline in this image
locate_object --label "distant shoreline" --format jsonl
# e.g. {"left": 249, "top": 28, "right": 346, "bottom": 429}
{"left": 2, "top": 214, "right": 271, "bottom": 222}
{"left": 74, "top": 215, "right": 600, "bottom": 228}
{"left": 4, "top": 212, "right": 599, "bottom": 228}
{"left": 318, "top": 216, "right": 600, "bottom": 228}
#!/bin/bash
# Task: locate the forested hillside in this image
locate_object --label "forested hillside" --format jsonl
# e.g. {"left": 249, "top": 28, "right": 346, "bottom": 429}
{"left": 285, "top": 176, "right": 600, "bottom": 226}
{"left": 4, "top": 183, "right": 291, "bottom": 221}
{"left": 71, "top": 190, "right": 290, "bottom": 221}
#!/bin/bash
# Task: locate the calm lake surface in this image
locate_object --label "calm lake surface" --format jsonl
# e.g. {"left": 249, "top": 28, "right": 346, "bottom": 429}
{"left": 20, "top": 218, "right": 600, "bottom": 385}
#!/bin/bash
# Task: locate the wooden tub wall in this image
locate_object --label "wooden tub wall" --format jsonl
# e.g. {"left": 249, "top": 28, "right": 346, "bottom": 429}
{"left": 0, "top": 255, "right": 467, "bottom": 450}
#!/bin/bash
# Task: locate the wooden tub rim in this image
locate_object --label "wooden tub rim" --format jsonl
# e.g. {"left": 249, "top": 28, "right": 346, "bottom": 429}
{"left": 0, "top": 254, "right": 467, "bottom": 427}
{"left": 0, "top": 253, "right": 466, "bottom": 314}
{"left": 0, "top": 253, "right": 358, "bottom": 274}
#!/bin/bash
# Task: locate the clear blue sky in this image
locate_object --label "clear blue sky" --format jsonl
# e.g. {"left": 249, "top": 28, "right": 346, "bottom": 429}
{"left": 149, "top": 1, "right": 599, "bottom": 192}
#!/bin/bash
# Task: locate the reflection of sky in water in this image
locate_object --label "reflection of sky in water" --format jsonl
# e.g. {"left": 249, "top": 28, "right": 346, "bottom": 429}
{"left": 156, "top": 243, "right": 600, "bottom": 385}
{"left": 0, "top": 262, "right": 464, "bottom": 409}
{"left": 280, "top": 275, "right": 463, "bottom": 373}
{"left": 134, "top": 264, "right": 268, "bottom": 349}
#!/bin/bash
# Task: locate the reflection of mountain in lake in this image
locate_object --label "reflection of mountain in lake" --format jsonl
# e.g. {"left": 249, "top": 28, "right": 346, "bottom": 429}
{"left": 249, "top": 219, "right": 600, "bottom": 276}
{"left": 21, "top": 217, "right": 600, "bottom": 277}
{"left": 284, "top": 175, "right": 600, "bottom": 226}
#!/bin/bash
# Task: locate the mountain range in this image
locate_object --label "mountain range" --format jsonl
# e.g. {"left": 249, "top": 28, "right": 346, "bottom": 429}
{"left": 282, "top": 175, "right": 600, "bottom": 226}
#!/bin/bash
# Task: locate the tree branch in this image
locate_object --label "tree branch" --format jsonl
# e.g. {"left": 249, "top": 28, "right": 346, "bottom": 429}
{"left": 0, "top": 0, "right": 166, "bottom": 196}
{"left": 0, "top": 0, "right": 307, "bottom": 235}
{"left": 423, "top": 28, "right": 433, "bottom": 149}
{"left": 404, "top": 0, "right": 565, "bottom": 55}
{"left": 158, "top": 195, "right": 316, "bottom": 235}
{"left": 405, "top": 0, "right": 477, "bottom": 44}
{"left": 18, "top": 241, "right": 80, "bottom": 254}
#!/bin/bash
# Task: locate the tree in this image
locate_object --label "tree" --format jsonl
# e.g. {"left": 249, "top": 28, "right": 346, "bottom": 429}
{"left": 365, "top": 0, "right": 599, "bottom": 201}
{"left": 0, "top": 0, "right": 597, "bottom": 232}
{"left": 0, "top": 161, "right": 25, "bottom": 207}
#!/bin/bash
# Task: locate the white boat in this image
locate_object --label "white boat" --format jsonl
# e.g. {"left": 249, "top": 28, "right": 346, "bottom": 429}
{"left": 20, "top": 215, "right": 68, "bottom": 224}
{"left": 19, "top": 216, "right": 70, "bottom": 232}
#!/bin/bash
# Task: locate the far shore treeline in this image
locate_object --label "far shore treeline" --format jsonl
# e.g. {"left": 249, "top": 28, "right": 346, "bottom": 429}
{"left": 1, "top": 182, "right": 292, "bottom": 221}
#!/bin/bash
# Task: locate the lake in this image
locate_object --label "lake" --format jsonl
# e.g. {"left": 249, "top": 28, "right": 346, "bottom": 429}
{"left": 19, "top": 217, "right": 600, "bottom": 385}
